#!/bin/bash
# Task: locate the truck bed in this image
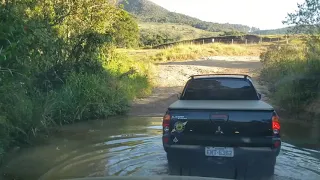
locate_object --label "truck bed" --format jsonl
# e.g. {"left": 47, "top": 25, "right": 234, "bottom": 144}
{"left": 169, "top": 100, "right": 273, "bottom": 111}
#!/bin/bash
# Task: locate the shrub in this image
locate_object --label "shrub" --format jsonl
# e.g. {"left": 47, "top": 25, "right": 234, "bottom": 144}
{"left": 260, "top": 43, "right": 320, "bottom": 112}
{"left": 0, "top": 0, "right": 151, "bottom": 162}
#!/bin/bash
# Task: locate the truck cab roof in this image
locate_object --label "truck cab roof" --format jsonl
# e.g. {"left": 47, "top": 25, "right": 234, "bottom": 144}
{"left": 190, "top": 74, "right": 251, "bottom": 80}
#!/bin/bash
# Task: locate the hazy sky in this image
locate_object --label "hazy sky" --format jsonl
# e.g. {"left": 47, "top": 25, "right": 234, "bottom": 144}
{"left": 149, "top": 0, "right": 305, "bottom": 30}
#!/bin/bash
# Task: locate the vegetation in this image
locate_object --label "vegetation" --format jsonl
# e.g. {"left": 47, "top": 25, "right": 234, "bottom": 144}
{"left": 252, "top": 27, "right": 292, "bottom": 35}
{"left": 0, "top": 0, "right": 152, "bottom": 161}
{"left": 112, "top": 9, "right": 140, "bottom": 48}
{"left": 260, "top": 0, "right": 320, "bottom": 114}
{"left": 124, "top": 43, "right": 264, "bottom": 62}
{"left": 120, "top": 0, "right": 260, "bottom": 33}
{"left": 139, "top": 23, "right": 221, "bottom": 46}
{"left": 223, "top": 31, "right": 246, "bottom": 36}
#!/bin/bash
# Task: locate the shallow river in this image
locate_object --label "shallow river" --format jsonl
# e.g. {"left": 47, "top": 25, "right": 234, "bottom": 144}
{"left": 1, "top": 117, "right": 320, "bottom": 180}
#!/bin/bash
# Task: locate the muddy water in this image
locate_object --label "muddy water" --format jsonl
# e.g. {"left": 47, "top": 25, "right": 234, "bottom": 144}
{"left": 1, "top": 117, "right": 320, "bottom": 180}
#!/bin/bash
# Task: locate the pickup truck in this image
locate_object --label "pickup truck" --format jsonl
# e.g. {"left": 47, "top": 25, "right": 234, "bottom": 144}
{"left": 162, "top": 74, "right": 281, "bottom": 179}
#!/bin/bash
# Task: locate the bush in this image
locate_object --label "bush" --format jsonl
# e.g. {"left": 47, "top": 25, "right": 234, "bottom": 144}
{"left": 260, "top": 43, "right": 320, "bottom": 112}
{"left": 106, "top": 51, "right": 153, "bottom": 98}
{"left": 260, "top": 45, "right": 306, "bottom": 84}
{"left": 0, "top": 0, "right": 151, "bottom": 162}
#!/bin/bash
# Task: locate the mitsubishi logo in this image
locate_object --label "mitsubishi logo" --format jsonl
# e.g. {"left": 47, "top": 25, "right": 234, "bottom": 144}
{"left": 215, "top": 126, "right": 224, "bottom": 134}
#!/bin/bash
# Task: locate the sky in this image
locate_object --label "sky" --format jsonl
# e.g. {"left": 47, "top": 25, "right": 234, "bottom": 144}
{"left": 149, "top": 0, "right": 305, "bottom": 30}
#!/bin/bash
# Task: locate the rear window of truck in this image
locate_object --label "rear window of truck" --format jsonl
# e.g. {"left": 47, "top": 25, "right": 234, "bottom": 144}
{"left": 181, "top": 78, "right": 259, "bottom": 100}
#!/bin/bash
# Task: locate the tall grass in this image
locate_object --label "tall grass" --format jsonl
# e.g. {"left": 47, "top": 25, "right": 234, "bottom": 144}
{"left": 260, "top": 43, "right": 320, "bottom": 113}
{"left": 0, "top": 0, "right": 150, "bottom": 163}
{"left": 149, "top": 43, "right": 263, "bottom": 61}
{"left": 0, "top": 51, "right": 153, "bottom": 161}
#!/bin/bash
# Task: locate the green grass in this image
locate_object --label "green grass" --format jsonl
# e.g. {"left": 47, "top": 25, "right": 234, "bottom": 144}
{"left": 0, "top": 50, "right": 153, "bottom": 162}
{"left": 122, "top": 43, "right": 265, "bottom": 62}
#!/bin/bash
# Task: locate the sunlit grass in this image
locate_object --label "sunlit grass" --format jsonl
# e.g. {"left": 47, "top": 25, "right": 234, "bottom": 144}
{"left": 121, "top": 43, "right": 265, "bottom": 62}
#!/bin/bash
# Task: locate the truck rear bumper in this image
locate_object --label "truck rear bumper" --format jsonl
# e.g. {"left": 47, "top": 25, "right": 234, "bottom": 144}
{"left": 164, "top": 144, "right": 280, "bottom": 166}
{"left": 164, "top": 144, "right": 280, "bottom": 178}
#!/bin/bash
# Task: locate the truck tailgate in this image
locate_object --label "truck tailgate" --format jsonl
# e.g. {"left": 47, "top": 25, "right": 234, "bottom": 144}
{"left": 169, "top": 100, "right": 273, "bottom": 111}
{"left": 167, "top": 101, "right": 274, "bottom": 147}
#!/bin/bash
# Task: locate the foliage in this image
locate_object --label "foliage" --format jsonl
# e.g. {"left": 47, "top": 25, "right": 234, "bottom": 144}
{"left": 259, "top": 0, "right": 320, "bottom": 112}
{"left": 0, "top": 0, "right": 151, "bottom": 161}
{"left": 120, "top": 0, "right": 260, "bottom": 33}
{"left": 283, "top": 0, "right": 320, "bottom": 35}
{"left": 139, "top": 23, "right": 221, "bottom": 46}
{"left": 252, "top": 27, "right": 292, "bottom": 35}
{"left": 260, "top": 44, "right": 320, "bottom": 112}
{"left": 223, "top": 31, "right": 245, "bottom": 36}
{"left": 140, "top": 29, "right": 178, "bottom": 47}
{"left": 111, "top": 9, "right": 140, "bottom": 48}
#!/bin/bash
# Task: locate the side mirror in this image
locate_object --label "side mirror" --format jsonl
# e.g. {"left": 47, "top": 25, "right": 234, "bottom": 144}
{"left": 177, "top": 93, "right": 181, "bottom": 100}
{"left": 258, "top": 93, "right": 262, "bottom": 100}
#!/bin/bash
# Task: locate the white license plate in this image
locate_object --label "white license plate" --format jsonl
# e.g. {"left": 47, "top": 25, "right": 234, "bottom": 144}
{"left": 205, "top": 147, "right": 234, "bottom": 157}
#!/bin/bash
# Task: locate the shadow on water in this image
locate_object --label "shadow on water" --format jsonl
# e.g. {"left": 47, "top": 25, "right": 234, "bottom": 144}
{"left": 1, "top": 116, "right": 320, "bottom": 180}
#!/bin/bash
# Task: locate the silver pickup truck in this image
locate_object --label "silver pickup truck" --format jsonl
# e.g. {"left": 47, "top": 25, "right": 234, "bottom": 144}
{"left": 162, "top": 74, "right": 281, "bottom": 179}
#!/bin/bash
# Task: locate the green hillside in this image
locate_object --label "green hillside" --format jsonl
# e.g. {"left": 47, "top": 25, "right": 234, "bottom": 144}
{"left": 120, "top": 0, "right": 259, "bottom": 33}
{"left": 139, "top": 23, "right": 221, "bottom": 46}
{"left": 252, "top": 27, "right": 291, "bottom": 35}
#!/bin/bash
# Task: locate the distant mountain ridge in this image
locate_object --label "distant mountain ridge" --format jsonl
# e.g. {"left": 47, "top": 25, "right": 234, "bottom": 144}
{"left": 119, "top": 0, "right": 260, "bottom": 33}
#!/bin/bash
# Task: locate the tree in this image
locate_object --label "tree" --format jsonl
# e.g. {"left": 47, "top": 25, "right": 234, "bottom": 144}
{"left": 284, "top": 0, "right": 320, "bottom": 58}
{"left": 111, "top": 9, "right": 139, "bottom": 48}
{"left": 283, "top": 0, "right": 320, "bottom": 34}
{"left": 223, "top": 30, "right": 245, "bottom": 36}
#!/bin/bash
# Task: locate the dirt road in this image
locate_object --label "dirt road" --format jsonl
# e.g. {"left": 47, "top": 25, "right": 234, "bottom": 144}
{"left": 129, "top": 56, "right": 269, "bottom": 116}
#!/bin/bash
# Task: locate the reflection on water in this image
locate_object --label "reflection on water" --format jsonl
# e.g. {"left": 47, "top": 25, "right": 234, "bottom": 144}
{"left": 0, "top": 117, "right": 320, "bottom": 180}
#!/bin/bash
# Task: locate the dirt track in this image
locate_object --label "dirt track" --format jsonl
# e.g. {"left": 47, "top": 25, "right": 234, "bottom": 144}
{"left": 129, "top": 56, "right": 269, "bottom": 116}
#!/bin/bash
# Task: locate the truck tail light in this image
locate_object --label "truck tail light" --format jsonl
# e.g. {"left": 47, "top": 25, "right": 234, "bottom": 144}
{"left": 274, "top": 140, "right": 281, "bottom": 148}
{"left": 163, "top": 114, "right": 171, "bottom": 132}
{"left": 162, "top": 137, "right": 169, "bottom": 144}
{"left": 272, "top": 113, "right": 280, "bottom": 135}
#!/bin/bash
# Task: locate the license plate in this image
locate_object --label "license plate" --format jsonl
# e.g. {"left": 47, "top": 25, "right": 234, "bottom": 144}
{"left": 205, "top": 147, "right": 234, "bottom": 157}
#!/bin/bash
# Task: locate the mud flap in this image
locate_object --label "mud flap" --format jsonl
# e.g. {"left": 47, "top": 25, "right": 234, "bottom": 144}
{"left": 167, "top": 153, "right": 236, "bottom": 178}
{"left": 235, "top": 157, "right": 276, "bottom": 180}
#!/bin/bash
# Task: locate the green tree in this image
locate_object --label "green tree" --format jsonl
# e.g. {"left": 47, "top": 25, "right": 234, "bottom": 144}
{"left": 284, "top": 0, "right": 320, "bottom": 57}
{"left": 0, "top": 0, "right": 150, "bottom": 161}
{"left": 283, "top": 0, "right": 320, "bottom": 35}
{"left": 111, "top": 9, "right": 139, "bottom": 48}
{"left": 223, "top": 30, "right": 245, "bottom": 36}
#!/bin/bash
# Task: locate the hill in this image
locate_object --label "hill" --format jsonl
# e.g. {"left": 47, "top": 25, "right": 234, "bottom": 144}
{"left": 139, "top": 23, "right": 221, "bottom": 46}
{"left": 120, "top": 0, "right": 259, "bottom": 33}
{"left": 252, "top": 27, "right": 292, "bottom": 35}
